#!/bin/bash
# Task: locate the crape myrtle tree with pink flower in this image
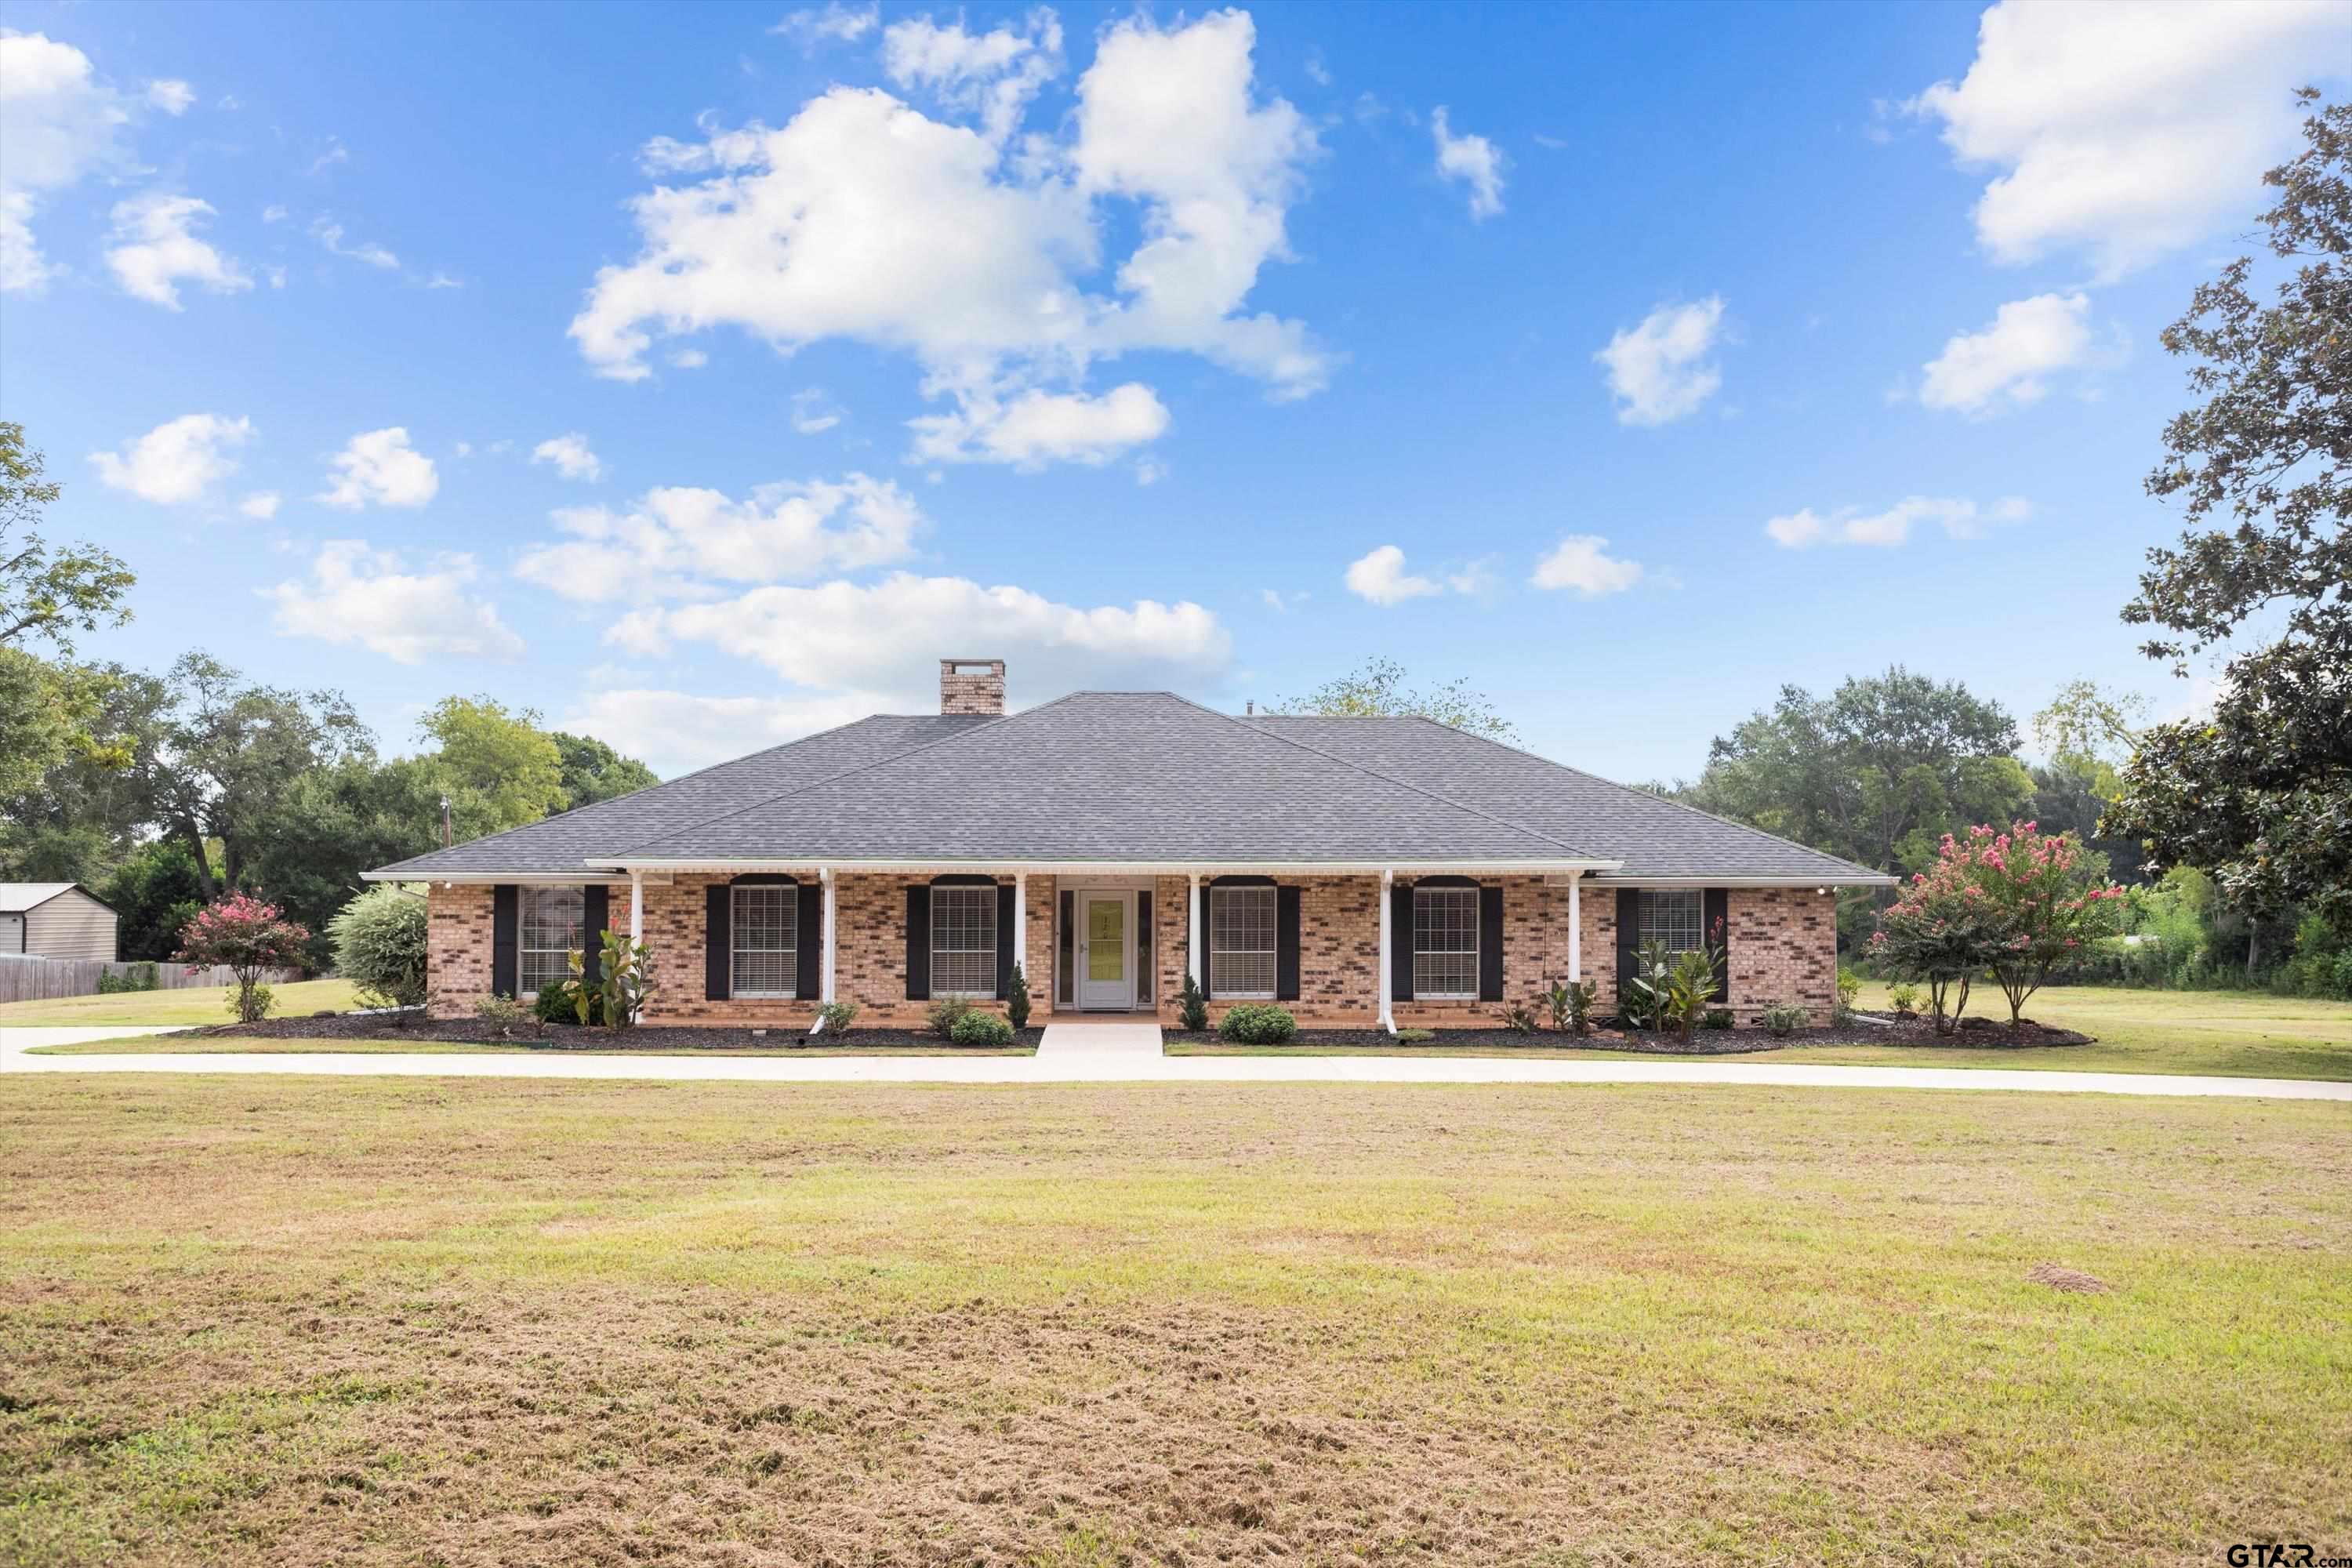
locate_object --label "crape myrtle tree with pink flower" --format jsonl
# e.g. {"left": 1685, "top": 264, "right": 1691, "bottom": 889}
{"left": 173, "top": 892, "right": 311, "bottom": 1023}
{"left": 1873, "top": 822, "right": 2125, "bottom": 1033}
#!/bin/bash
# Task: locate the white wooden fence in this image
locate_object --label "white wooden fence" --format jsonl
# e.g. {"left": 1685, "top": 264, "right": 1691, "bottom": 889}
{"left": 0, "top": 953, "right": 303, "bottom": 1005}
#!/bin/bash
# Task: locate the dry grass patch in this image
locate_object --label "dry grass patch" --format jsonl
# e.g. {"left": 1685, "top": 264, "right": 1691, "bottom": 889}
{"left": 2, "top": 1077, "right": 2348, "bottom": 1566}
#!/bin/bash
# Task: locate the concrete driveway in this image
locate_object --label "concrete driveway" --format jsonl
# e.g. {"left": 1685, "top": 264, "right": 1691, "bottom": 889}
{"left": 5, "top": 1025, "right": 2349, "bottom": 1099}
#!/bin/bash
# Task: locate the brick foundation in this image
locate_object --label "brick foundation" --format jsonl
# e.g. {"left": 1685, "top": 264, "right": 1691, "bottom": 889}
{"left": 424, "top": 873, "right": 1836, "bottom": 1029}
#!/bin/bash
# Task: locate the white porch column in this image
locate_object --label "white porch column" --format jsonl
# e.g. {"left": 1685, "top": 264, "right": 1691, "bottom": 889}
{"left": 628, "top": 870, "right": 643, "bottom": 942}
{"left": 819, "top": 867, "right": 837, "bottom": 1006}
{"left": 1566, "top": 872, "right": 1581, "bottom": 982}
{"left": 1377, "top": 868, "right": 1395, "bottom": 1033}
{"left": 1012, "top": 871, "right": 1027, "bottom": 995}
{"left": 1187, "top": 873, "right": 1202, "bottom": 989}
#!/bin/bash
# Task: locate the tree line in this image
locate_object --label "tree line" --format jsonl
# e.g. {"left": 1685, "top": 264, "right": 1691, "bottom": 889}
{"left": 1, "top": 423, "right": 657, "bottom": 967}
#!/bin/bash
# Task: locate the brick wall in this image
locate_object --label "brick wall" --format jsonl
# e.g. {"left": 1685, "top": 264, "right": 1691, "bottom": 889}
{"left": 425, "top": 873, "right": 1832, "bottom": 1029}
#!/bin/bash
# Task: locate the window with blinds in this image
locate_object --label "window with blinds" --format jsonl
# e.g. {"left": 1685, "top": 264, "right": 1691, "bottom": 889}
{"left": 731, "top": 884, "right": 797, "bottom": 998}
{"left": 931, "top": 885, "right": 996, "bottom": 997}
{"left": 518, "top": 885, "right": 584, "bottom": 996}
{"left": 1412, "top": 886, "right": 1479, "bottom": 999}
{"left": 1639, "top": 888, "right": 1705, "bottom": 954}
{"left": 1210, "top": 885, "right": 1276, "bottom": 997}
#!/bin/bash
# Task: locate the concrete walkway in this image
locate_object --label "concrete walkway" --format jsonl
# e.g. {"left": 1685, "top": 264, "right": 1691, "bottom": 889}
{"left": 1036, "top": 1021, "right": 1164, "bottom": 1059}
{"left": 4, "top": 1025, "right": 2348, "bottom": 1099}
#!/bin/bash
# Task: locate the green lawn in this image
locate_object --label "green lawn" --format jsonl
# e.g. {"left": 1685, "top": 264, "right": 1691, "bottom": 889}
{"left": 31, "top": 1035, "right": 1034, "bottom": 1057}
{"left": 2, "top": 1076, "right": 2345, "bottom": 1566}
{"left": 0, "top": 975, "right": 362, "bottom": 1026}
{"left": 1171, "top": 983, "right": 2352, "bottom": 1081}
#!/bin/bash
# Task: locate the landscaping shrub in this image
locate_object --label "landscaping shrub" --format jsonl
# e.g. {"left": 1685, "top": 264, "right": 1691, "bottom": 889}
{"left": 1007, "top": 963, "right": 1031, "bottom": 1029}
{"left": 175, "top": 893, "right": 310, "bottom": 1025}
{"left": 1701, "top": 1007, "right": 1733, "bottom": 1030}
{"left": 949, "top": 1009, "right": 1014, "bottom": 1047}
{"left": 535, "top": 981, "right": 603, "bottom": 1026}
{"left": 1177, "top": 973, "right": 1208, "bottom": 1033}
{"left": 96, "top": 964, "right": 158, "bottom": 995}
{"left": 1833, "top": 965, "right": 1862, "bottom": 1025}
{"left": 815, "top": 999, "right": 860, "bottom": 1033}
{"left": 474, "top": 994, "right": 530, "bottom": 1037}
{"left": 326, "top": 884, "right": 428, "bottom": 1009}
{"left": 1218, "top": 1003, "right": 1297, "bottom": 1044}
{"left": 1546, "top": 978, "right": 1598, "bottom": 1036}
{"left": 1758, "top": 1003, "right": 1807, "bottom": 1038}
{"left": 1393, "top": 1028, "right": 1435, "bottom": 1043}
{"left": 927, "top": 996, "right": 975, "bottom": 1037}
{"left": 1497, "top": 1004, "right": 1537, "bottom": 1035}
{"left": 1887, "top": 981, "right": 1921, "bottom": 1014}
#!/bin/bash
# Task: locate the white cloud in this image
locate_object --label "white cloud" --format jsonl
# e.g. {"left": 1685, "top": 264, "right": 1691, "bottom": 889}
{"left": 560, "top": 688, "right": 885, "bottom": 776}
{"left": 1530, "top": 534, "right": 1644, "bottom": 596}
{"left": 1764, "top": 494, "right": 2031, "bottom": 550}
{"left": 882, "top": 9, "right": 1062, "bottom": 144}
{"left": 1595, "top": 296, "right": 1726, "bottom": 426}
{"left": 570, "top": 11, "right": 1323, "bottom": 470}
{"left": 238, "top": 490, "right": 281, "bottom": 520}
{"left": 1, "top": 32, "right": 134, "bottom": 292}
{"left": 1134, "top": 456, "right": 1167, "bottom": 486}
{"left": 103, "top": 191, "right": 250, "bottom": 309}
{"left": 530, "top": 431, "right": 604, "bottom": 481}
{"left": 318, "top": 426, "right": 439, "bottom": 510}
{"left": 261, "top": 203, "right": 286, "bottom": 223}
{"left": 1260, "top": 587, "right": 1293, "bottom": 612}
{"left": 1343, "top": 544, "right": 1442, "bottom": 607}
{"left": 637, "top": 573, "right": 1231, "bottom": 697}
{"left": 1918, "top": 292, "right": 2092, "bottom": 416}
{"left": 306, "top": 140, "right": 349, "bottom": 176}
{"left": 143, "top": 78, "right": 194, "bottom": 114}
{"left": 1907, "top": 0, "right": 2352, "bottom": 279}
{"left": 770, "top": 2, "right": 877, "bottom": 48}
{"left": 423, "top": 269, "right": 462, "bottom": 289}
{"left": 310, "top": 216, "right": 398, "bottom": 269}
{"left": 907, "top": 383, "right": 1170, "bottom": 468}
{"left": 1431, "top": 107, "right": 1504, "bottom": 220}
{"left": 790, "top": 387, "right": 842, "bottom": 434}
{"left": 514, "top": 474, "right": 924, "bottom": 601}
{"left": 264, "top": 542, "right": 522, "bottom": 664}
{"left": 89, "top": 413, "right": 253, "bottom": 504}
{"left": 670, "top": 347, "right": 709, "bottom": 369}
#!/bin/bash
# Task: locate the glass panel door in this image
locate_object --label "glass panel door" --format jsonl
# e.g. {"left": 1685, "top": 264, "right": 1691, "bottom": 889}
{"left": 1087, "top": 898, "right": 1124, "bottom": 982}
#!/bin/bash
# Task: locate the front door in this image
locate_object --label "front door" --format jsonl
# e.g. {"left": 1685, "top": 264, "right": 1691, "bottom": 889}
{"left": 1077, "top": 892, "right": 1133, "bottom": 1010}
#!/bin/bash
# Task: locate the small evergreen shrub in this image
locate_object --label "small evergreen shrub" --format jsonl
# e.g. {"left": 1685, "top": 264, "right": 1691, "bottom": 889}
{"left": 1700, "top": 1007, "right": 1734, "bottom": 1030}
{"left": 815, "top": 999, "right": 860, "bottom": 1033}
{"left": 1218, "top": 1002, "right": 1296, "bottom": 1044}
{"left": 97, "top": 964, "right": 159, "bottom": 995}
{"left": 326, "top": 884, "right": 428, "bottom": 1009}
{"left": 229, "top": 982, "right": 275, "bottom": 1022}
{"left": 1007, "top": 963, "right": 1031, "bottom": 1029}
{"left": 1497, "top": 1004, "right": 1537, "bottom": 1035}
{"left": 927, "top": 995, "right": 975, "bottom": 1037}
{"left": 535, "top": 982, "right": 603, "bottom": 1026}
{"left": 949, "top": 1009, "right": 1014, "bottom": 1047}
{"left": 1393, "top": 1027, "right": 1435, "bottom": 1043}
{"left": 1177, "top": 973, "right": 1208, "bottom": 1033}
{"left": 474, "top": 994, "right": 530, "bottom": 1036}
{"left": 1758, "top": 1004, "right": 1807, "bottom": 1038}
{"left": 1887, "top": 981, "right": 1922, "bottom": 1014}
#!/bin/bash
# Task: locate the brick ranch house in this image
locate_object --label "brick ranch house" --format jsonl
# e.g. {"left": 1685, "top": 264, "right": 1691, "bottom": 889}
{"left": 369, "top": 660, "right": 1892, "bottom": 1032}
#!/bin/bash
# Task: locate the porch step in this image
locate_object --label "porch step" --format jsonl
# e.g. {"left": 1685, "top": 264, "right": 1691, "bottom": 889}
{"left": 1036, "top": 1022, "right": 1164, "bottom": 1058}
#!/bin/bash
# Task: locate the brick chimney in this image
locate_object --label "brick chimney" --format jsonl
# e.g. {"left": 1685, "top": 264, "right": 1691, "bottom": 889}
{"left": 939, "top": 659, "right": 1005, "bottom": 715}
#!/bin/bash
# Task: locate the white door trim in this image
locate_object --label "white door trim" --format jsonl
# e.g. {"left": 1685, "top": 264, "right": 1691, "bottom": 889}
{"left": 1076, "top": 889, "right": 1136, "bottom": 1011}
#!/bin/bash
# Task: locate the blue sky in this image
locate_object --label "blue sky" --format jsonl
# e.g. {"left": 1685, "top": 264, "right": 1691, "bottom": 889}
{"left": 4, "top": 0, "right": 2346, "bottom": 780}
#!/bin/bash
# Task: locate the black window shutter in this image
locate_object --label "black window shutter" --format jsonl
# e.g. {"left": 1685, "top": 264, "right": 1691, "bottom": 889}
{"left": 796, "top": 882, "right": 823, "bottom": 999}
{"left": 1704, "top": 887, "right": 1730, "bottom": 1001}
{"left": 491, "top": 884, "right": 518, "bottom": 999}
{"left": 1478, "top": 884, "right": 1504, "bottom": 1001}
{"left": 995, "top": 883, "right": 1016, "bottom": 1000}
{"left": 1275, "top": 885, "right": 1301, "bottom": 1000}
{"left": 705, "top": 884, "right": 731, "bottom": 1000}
{"left": 581, "top": 884, "right": 608, "bottom": 989}
{"left": 905, "top": 885, "right": 931, "bottom": 1000}
{"left": 1616, "top": 887, "right": 1641, "bottom": 991}
{"left": 1136, "top": 890, "right": 1153, "bottom": 1005}
{"left": 1390, "top": 881, "right": 1414, "bottom": 1002}
{"left": 1057, "top": 889, "right": 1074, "bottom": 1006}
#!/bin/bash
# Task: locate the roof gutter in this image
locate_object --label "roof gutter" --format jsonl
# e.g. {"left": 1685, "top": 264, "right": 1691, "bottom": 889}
{"left": 1589, "top": 873, "right": 1897, "bottom": 888}
{"left": 590, "top": 856, "right": 1626, "bottom": 877}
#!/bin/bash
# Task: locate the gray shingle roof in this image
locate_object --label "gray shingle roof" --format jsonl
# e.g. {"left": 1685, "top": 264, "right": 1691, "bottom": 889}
{"left": 368, "top": 713, "right": 993, "bottom": 877}
{"left": 368, "top": 692, "right": 1889, "bottom": 882}
{"left": 1243, "top": 715, "right": 1886, "bottom": 881}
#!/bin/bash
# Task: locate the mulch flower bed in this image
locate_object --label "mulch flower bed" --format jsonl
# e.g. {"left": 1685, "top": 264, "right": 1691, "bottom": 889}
{"left": 169, "top": 1012, "right": 1043, "bottom": 1050}
{"left": 1168, "top": 1011, "right": 2093, "bottom": 1053}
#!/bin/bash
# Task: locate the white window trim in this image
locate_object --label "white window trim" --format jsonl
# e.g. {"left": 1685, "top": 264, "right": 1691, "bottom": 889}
{"left": 1210, "top": 884, "right": 1276, "bottom": 1000}
{"left": 517, "top": 884, "right": 584, "bottom": 997}
{"left": 1411, "top": 884, "right": 1480, "bottom": 1002}
{"left": 931, "top": 884, "right": 997, "bottom": 1000}
{"left": 731, "top": 884, "right": 798, "bottom": 1000}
